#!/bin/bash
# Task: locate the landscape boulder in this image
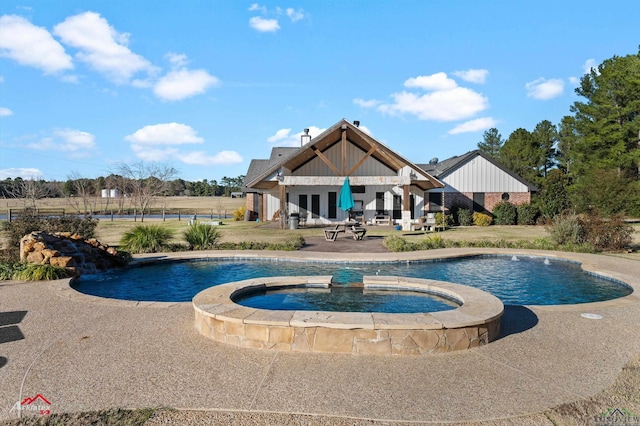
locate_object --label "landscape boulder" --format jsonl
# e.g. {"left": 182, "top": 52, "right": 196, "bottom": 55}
{"left": 20, "top": 231, "right": 128, "bottom": 276}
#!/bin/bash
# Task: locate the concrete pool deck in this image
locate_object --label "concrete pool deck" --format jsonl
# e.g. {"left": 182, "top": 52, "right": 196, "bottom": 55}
{"left": 1, "top": 248, "right": 639, "bottom": 424}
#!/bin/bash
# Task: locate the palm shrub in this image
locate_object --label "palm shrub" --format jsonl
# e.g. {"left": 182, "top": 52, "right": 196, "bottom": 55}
{"left": 120, "top": 225, "right": 174, "bottom": 254}
{"left": 472, "top": 212, "right": 493, "bottom": 226}
{"left": 492, "top": 201, "right": 517, "bottom": 225}
{"left": 183, "top": 223, "right": 220, "bottom": 250}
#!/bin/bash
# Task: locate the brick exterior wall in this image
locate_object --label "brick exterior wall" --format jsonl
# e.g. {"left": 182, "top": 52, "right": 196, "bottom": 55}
{"left": 435, "top": 191, "right": 532, "bottom": 214}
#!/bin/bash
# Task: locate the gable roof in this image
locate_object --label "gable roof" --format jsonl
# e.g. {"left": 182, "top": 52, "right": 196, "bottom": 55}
{"left": 418, "top": 150, "right": 537, "bottom": 191}
{"left": 245, "top": 119, "right": 443, "bottom": 190}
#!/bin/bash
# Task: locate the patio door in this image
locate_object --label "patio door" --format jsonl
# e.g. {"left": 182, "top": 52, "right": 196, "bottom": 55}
{"left": 328, "top": 192, "right": 337, "bottom": 219}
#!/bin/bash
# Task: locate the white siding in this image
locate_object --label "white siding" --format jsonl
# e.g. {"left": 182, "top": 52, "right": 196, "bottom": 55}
{"left": 442, "top": 156, "right": 529, "bottom": 192}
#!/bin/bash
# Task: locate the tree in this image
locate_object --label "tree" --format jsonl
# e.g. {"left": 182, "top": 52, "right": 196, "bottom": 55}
{"left": 563, "top": 48, "right": 640, "bottom": 214}
{"left": 115, "top": 162, "right": 178, "bottom": 222}
{"left": 501, "top": 128, "right": 540, "bottom": 185}
{"left": 531, "top": 120, "right": 558, "bottom": 178}
{"left": 569, "top": 49, "right": 640, "bottom": 176}
{"left": 477, "top": 128, "right": 504, "bottom": 159}
{"left": 8, "top": 177, "right": 54, "bottom": 208}
{"left": 64, "top": 171, "right": 96, "bottom": 215}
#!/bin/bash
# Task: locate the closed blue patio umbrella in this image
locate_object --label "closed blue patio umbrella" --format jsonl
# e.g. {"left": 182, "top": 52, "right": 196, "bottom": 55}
{"left": 337, "top": 176, "right": 355, "bottom": 212}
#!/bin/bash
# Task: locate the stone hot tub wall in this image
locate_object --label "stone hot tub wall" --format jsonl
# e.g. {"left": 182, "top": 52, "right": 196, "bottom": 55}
{"left": 193, "top": 276, "right": 504, "bottom": 356}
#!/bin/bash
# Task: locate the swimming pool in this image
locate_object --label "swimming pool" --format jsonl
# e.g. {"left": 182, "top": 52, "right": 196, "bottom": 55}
{"left": 71, "top": 255, "right": 632, "bottom": 305}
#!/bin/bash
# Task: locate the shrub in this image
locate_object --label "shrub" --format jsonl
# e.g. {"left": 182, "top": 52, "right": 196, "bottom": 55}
{"left": 472, "top": 212, "right": 492, "bottom": 226}
{"left": 456, "top": 208, "right": 473, "bottom": 226}
{"left": 383, "top": 235, "right": 417, "bottom": 252}
{"left": 0, "top": 262, "right": 25, "bottom": 280}
{"left": 216, "top": 235, "right": 305, "bottom": 251}
{"left": 232, "top": 206, "right": 246, "bottom": 221}
{"left": 548, "top": 213, "right": 585, "bottom": 246}
{"left": 418, "top": 234, "right": 447, "bottom": 250}
{"left": 183, "top": 223, "right": 220, "bottom": 250}
{"left": 3, "top": 208, "right": 98, "bottom": 248}
{"left": 578, "top": 213, "right": 633, "bottom": 251}
{"left": 119, "top": 225, "right": 174, "bottom": 254}
{"left": 12, "top": 263, "right": 70, "bottom": 281}
{"left": 492, "top": 201, "right": 517, "bottom": 225}
{"left": 517, "top": 204, "right": 539, "bottom": 225}
{"left": 434, "top": 212, "right": 452, "bottom": 228}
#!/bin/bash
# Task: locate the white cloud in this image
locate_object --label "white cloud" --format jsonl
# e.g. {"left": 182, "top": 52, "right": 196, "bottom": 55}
{"left": 125, "top": 122, "right": 204, "bottom": 145}
{"left": 178, "top": 150, "right": 243, "bottom": 165}
{"left": 453, "top": 69, "right": 488, "bottom": 84}
{"left": 353, "top": 98, "right": 382, "bottom": 108}
{"left": 525, "top": 78, "right": 564, "bottom": 100}
{"left": 286, "top": 8, "right": 305, "bottom": 22}
{"left": 26, "top": 128, "right": 96, "bottom": 157}
{"left": 0, "top": 15, "right": 73, "bottom": 74}
{"left": 0, "top": 107, "right": 13, "bottom": 117}
{"left": 248, "top": 3, "right": 267, "bottom": 13}
{"left": 267, "top": 128, "right": 292, "bottom": 143}
{"left": 379, "top": 87, "right": 488, "bottom": 121}
{"left": 249, "top": 16, "right": 280, "bottom": 32}
{"left": 568, "top": 76, "right": 580, "bottom": 85}
{"left": 404, "top": 72, "right": 457, "bottom": 91}
{"left": 165, "top": 52, "right": 189, "bottom": 67}
{"left": 448, "top": 117, "right": 498, "bottom": 135}
{"left": 53, "top": 11, "right": 154, "bottom": 84}
{"left": 583, "top": 58, "right": 598, "bottom": 75}
{"left": 153, "top": 68, "right": 219, "bottom": 101}
{"left": 0, "top": 168, "right": 43, "bottom": 179}
{"left": 267, "top": 126, "right": 326, "bottom": 146}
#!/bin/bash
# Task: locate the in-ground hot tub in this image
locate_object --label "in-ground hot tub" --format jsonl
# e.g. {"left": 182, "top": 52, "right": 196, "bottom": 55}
{"left": 193, "top": 275, "right": 504, "bottom": 356}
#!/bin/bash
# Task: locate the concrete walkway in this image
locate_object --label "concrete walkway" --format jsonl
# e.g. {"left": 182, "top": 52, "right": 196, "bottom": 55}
{"left": 1, "top": 249, "right": 639, "bottom": 424}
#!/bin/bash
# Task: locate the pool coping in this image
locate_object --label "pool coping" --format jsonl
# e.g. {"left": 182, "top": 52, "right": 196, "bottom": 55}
{"left": 57, "top": 248, "right": 640, "bottom": 312}
{"left": 192, "top": 275, "right": 504, "bottom": 355}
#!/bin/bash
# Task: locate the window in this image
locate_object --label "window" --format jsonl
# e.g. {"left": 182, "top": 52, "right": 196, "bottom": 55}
{"left": 473, "top": 193, "right": 485, "bottom": 212}
{"left": 351, "top": 185, "right": 366, "bottom": 193}
{"left": 375, "top": 192, "right": 385, "bottom": 214}
{"left": 393, "top": 195, "right": 402, "bottom": 220}
{"left": 427, "top": 192, "right": 442, "bottom": 211}
{"left": 501, "top": 192, "right": 510, "bottom": 201}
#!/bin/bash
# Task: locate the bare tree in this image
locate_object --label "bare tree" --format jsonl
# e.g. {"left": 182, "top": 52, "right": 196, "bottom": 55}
{"left": 65, "top": 171, "right": 96, "bottom": 215}
{"left": 9, "top": 177, "right": 53, "bottom": 208}
{"left": 115, "top": 162, "right": 178, "bottom": 222}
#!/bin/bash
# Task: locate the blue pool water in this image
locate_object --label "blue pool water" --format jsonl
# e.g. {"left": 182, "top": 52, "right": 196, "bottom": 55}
{"left": 234, "top": 286, "right": 460, "bottom": 313}
{"left": 71, "top": 255, "right": 632, "bottom": 305}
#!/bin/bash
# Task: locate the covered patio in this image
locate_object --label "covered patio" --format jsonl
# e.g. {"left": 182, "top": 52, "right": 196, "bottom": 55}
{"left": 244, "top": 119, "right": 444, "bottom": 230}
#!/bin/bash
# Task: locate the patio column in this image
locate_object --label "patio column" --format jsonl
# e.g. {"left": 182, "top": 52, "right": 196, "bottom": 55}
{"left": 401, "top": 184, "right": 412, "bottom": 230}
{"left": 279, "top": 184, "right": 286, "bottom": 229}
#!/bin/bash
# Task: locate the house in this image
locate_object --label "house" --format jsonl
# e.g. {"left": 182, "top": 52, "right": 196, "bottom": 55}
{"left": 243, "top": 119, "right": 444, "bottom": 230}
{"left": 417, "top": 150, "right": 537, "bottom": 213}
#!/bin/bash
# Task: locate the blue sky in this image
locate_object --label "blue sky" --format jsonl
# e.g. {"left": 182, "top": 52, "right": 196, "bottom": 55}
{"left": 0, "top": 1, "right": 638, "bottom": 183}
